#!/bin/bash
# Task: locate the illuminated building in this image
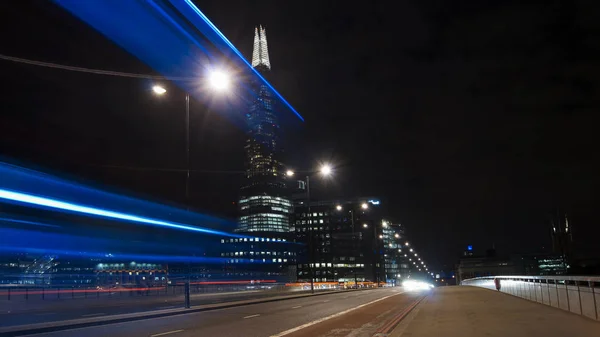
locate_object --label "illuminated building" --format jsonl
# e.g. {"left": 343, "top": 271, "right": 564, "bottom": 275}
{"left": 381, "top": 221, "right": 409, "bottom": 285}
{"left": 293, "top": 198, "right": 386, "bottom": 284}
{"left": 237, "top": 25, "right": 292, "bottom": 234}
{"left": 221, "top": 26, "right": 295, "bottom": 281}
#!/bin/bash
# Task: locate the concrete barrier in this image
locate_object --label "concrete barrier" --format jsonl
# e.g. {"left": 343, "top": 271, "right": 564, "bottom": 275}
{"left": 461, "top": 275, "right": 600, "bottom": 321}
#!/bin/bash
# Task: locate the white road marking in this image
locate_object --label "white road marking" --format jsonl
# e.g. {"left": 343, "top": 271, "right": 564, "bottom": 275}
{"left": 269, "top": 292, "right": 402, "bottom": 337}
{"left": 244, "top": 314, "right": 261, "bottom": 319}
{"left": 292, "top": 305, "right": 302, "bottom": 309}
{"left": 81, "top": 313, "right": 105, "bottom": 317}
{"left": 150, "top": 330, "right": 185, "bottom": 337}
{"left": 322, "top": 300, "right": 330, "bottom": 303}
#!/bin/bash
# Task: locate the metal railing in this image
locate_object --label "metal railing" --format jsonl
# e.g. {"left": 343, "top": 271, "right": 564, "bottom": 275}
{"left": 461, "top": 275, "right": 600, "bottom": 321}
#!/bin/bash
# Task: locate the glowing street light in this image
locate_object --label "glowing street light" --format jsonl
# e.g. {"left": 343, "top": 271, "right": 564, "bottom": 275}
{"left": 394, "top": 233, "right": 400, "bottom": 238}
{"left": 208, "top": 69, "right": 230, "bottom": 91}
{"left": 361, "top": 203, "right": 369, "bottom": 210}
{"left": 363, "top": 223, "right": 368, "bottom": 228}
{"left": 320, "top": 164, "right": 332, "bottom": 176}
{"left": 286, "top": 170, "right": 295, "bottom": 177}
{"left": 405, "top": 242, "right": 410, "bottom": 246}
{"left": 336, "top": 205, "right": 342, "bottom": 211}
{"left": 378, "top": 234, "right": 383, "bottom": 239}
{"left": 409, "top": 248, "right": 413, "bottom": 252}
{"left": 152, "top": 85, "right": 167, "bottom": 95}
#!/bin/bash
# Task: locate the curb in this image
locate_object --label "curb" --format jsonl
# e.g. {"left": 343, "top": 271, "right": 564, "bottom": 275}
{"left": 0, "top": 288, "right": 371, "bottom": 336}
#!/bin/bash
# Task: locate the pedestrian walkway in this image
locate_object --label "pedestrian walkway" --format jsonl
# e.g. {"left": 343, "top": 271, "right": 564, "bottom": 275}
{"left": 390, "top": 286, "right": 599, "bottom": 337}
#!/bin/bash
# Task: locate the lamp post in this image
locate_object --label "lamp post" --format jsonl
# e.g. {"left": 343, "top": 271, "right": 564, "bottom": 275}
{"left": 152, "top": 69, "right": 230, "bottom": 209}
{"left": 153, "top": 70, "right": 230, "bottom": 293}
{"left": 287, "top": 164, "right": 332, "bottom": 294}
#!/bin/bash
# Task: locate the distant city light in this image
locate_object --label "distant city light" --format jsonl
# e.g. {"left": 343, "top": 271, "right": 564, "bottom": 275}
{"left": 361, "top": 203, "right": 368, "bottom": 210}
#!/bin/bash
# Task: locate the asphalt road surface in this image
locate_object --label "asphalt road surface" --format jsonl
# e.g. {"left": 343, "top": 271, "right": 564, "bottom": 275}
{"left": 17, "top": 288, "right": 420, "bottom": 337}
{"left": 0, "top": 289, "right": 326, "bottom": 328}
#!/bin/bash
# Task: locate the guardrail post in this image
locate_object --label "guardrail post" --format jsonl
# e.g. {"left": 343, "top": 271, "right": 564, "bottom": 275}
{"left": 534, "top": 280, "right": 538, "bottom": 302}
{"left": 577, "top": 281, "right": 583, "bottom": 315}
{"left": 565, "top": 281, "right": 571, "bottom": 312}
{"left": 591, "top": 281, "right": 598, "bottom": 320}
{"left": 547, "top": 280, "right": 552, "bottom": 306}
{"left": 555, "top": 280, "right": 560, "bottom": 308}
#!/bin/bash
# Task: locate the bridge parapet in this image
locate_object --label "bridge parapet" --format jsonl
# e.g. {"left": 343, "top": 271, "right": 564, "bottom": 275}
{"left": 462, "top": 275, "right": 600, "bottom": 321}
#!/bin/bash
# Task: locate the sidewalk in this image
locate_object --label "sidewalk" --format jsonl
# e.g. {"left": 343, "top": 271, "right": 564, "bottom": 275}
{"left": 390, "top": 286, "right": 599, "bottom": 337}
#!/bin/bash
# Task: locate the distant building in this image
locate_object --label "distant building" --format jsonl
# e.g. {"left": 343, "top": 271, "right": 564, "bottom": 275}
{"left": 550, "top": 212, "right": 573, "bottom": 264}
{"left": 221, "top": 26, "right": 295, "bottom": 282}
{"left": 512, "top": 254, "right": 568, "bottom": 276}
{"left": 293, "top": 198, "right": 390, "bottom": 285}
{"left": 456, "top": 248, "right": 516, "bottom": 283}
{"left": 381, "top": 221, "right": 410, "bottom": 285}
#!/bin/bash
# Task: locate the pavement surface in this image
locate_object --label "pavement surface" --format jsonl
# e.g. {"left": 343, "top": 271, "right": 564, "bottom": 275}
{"left": 7, "top": 288, "right": 416, "bottom": 337}
{"left": 0, "top": 289, "right": 327, "bottom": 328}
{"left": 390, "top": 286, "right": 600, "bottom": 337}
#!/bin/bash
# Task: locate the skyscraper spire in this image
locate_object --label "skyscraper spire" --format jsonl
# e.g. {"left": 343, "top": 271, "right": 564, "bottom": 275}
{"left": 251, "top": 25, "right": 271, "bottom": 70}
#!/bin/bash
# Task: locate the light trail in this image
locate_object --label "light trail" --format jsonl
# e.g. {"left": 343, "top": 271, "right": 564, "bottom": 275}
{"left": 0, "top": 189, "right": 240, "bottom": 238}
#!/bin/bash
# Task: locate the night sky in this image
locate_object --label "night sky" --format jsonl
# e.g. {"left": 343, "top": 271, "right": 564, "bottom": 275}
{"left": 1, "top": 0, "right": 599, "bottom": 269}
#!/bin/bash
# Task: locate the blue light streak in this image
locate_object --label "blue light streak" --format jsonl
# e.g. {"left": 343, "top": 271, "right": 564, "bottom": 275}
{"left": 53, "top": 0, "right": 304, "bottom": 123}
{"left": 0, "top": 188, "right": 240, "bottom": 238}
{"left": 0, "top": 217, "right": 60, "bottom": 228}
{"left": 175, "top": 0, "right": 304, "bottom": 122}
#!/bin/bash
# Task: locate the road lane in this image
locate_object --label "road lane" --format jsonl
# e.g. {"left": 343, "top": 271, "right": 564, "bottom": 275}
{"left": 21, "top": 288, "right": 411, "bottom": 337}
{"left": 0, "top": 289, "right": 332, "bottom": 328}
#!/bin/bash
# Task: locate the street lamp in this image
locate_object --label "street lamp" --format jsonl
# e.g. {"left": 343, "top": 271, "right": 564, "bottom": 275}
{"left": 152, "top": 69, "right": 231, "bottom": 209}
{"left": 286, "top": 170, "right": 294, "bottom": 177}
{"left": 320, "top": 164, "right": 332, "bottom": 176}
{"left": 336, "top": 205, "right": 342, "bottom": 211}
{"left": 405, "top": 242, "right": 410, "bottom": 246}
{"left": 152, "top": 85, "right": 167, "bottom": 95}
{"left": 361, "top": 203, "right": 368, "bottom": 210}
{"left": 363, "top": 223, "right": 368, "bottom": 228}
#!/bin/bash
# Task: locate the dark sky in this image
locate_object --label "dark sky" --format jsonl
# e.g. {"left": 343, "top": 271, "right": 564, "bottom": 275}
{"left": 1, "top": 0, "right": 599, "bottom": 269}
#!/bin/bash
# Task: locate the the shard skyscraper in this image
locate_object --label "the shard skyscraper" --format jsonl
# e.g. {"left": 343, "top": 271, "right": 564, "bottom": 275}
{"left": 237, "top": 26, "right": 293, "bottom": 234}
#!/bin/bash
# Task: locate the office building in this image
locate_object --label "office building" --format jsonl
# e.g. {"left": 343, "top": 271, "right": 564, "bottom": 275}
{"left": 293, "top": 198, "right": 387, "bottom": 285}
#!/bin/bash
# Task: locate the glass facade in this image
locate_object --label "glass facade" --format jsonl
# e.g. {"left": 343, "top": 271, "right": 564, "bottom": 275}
{"left": 238, "top": 26, "right": 292, "bottom": 234}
